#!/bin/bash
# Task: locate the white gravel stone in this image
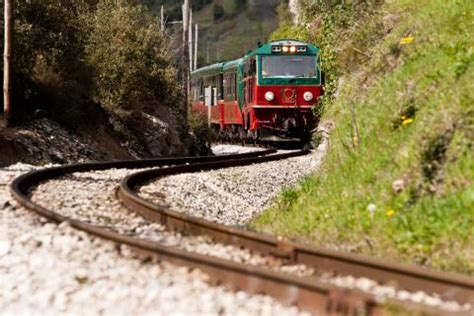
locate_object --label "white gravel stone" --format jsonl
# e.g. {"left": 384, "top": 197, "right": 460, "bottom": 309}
{"left": 140, "top": 149, "right": 325, "bottom": 227}
{"left": 211, "top": 144, "right": 266, "bottom": 155}
{"left": 30, "top": 167, "right": 315, "bottom": 278}
{"left": 1, "top": 163, "right": 307, "bottom": 315}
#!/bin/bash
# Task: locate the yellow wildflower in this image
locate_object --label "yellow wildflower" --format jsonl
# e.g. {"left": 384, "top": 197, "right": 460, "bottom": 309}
{"left": 400, "top": 36, "right": 414, "bottom": 45}
{"left": 401, "top": 115, "right": 406, "bottom": 120}
{"left": 386, "top": 209, "right": 395, "bottom": 217}
{"left": 402, "top": 118, "right": 413, "bottom": 126}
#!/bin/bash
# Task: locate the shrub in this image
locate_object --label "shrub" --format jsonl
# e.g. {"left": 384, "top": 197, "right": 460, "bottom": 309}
{"left": 213, "top": 3, "right": 224, "bottom": 21}
{"left": 188, "top": 110, "right": 214, "bottom": 155}
{"left": 85, "top": 0, "right": 179, "bottom": 113}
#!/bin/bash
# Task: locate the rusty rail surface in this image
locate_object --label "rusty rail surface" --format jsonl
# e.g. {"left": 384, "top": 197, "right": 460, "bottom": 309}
{"left": 9, "top": 150, "right": 473, "bottom": 315}
{"left": 117, "top": 154, "right": 474, "bottom": 314}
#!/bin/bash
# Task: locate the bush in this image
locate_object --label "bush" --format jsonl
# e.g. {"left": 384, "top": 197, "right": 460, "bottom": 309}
{"left": 4, "top": 0, "right": 96, "bottom": 118}
{"left": 188, "top": 110, "right": 214, "bottom": 155}
{"left": 213, "top": 3, "right": 224, "bottom": 21}
{"left": 85, "top": 0, "right": 179, "bottom": 113}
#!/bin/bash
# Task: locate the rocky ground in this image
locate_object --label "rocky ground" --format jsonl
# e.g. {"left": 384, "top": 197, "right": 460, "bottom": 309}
{"left": 0, "top": 108, "right": 207, "bottom": 167}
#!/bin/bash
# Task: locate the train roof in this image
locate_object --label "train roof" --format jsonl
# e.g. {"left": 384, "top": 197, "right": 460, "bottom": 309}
{"left": 223, "top": 58, "right": 243, "bottom": 71}
{"left": 191, "top": 39, "right": 320, "bottom": 78}
{"left": 191, "top": 58, "right": 243, "bottom": 78}
{"left": 191, "top": 62, "right": 224, "bottom": 78}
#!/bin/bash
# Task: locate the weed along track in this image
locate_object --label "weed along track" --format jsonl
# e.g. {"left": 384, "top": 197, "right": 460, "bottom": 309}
{"left": 10, "top": 148, "right": 474, "bottom": 315}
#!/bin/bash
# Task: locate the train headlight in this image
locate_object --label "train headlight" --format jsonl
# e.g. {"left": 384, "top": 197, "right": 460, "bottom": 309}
{"left": 290, "top": 46, "right": 297, "bottom": 53}
{"left": 282, "top": 46, "right": 289, "bottom": 53}
{"left": 265, "top": 91, "right": 275, "bottom": 101}
{"left": 303, "top": 91, "right": 313, "bottom": 102}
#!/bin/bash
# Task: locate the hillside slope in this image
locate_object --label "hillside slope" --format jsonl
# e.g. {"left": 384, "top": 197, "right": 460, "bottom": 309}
{"left": 253, "top": 0, "right": 473, "bottom": 275}
{"left": 143, "top": 0, "right": 282, "bottom": 64}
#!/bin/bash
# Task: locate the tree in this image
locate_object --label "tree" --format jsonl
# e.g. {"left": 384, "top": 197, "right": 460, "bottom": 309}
{"left": 213, "top": 3, "right": 224, "bottom": 21}
{"left": 85, "top": 0, "right": 179, "bottom": 113}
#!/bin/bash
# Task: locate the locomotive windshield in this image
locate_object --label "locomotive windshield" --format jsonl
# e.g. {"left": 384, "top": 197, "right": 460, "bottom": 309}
{"left": 261, "top": 56, "right": 316, "bottom": 78}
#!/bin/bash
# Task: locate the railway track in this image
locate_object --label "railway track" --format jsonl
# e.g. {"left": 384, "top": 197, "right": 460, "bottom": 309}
{"left": 9, "top": 149, "right": 474, "bottom": 315}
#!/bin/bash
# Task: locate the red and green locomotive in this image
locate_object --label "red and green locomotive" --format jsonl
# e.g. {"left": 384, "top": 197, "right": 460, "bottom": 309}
{"left": 191, "top": 39, "right": 323, "bottom": 144}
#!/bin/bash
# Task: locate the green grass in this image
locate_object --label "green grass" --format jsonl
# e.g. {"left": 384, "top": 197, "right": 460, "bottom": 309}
{"left": 252, "top": 0, "right": 474, "bottom": 275}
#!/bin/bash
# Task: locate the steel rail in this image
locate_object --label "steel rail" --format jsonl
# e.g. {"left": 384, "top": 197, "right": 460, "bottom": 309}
{"left": 8, "top": 150, "right": 472, "bottom": 314}
{"left": 117, "top": 153, "right": 474, "bottom": 309}
{"left": 9, "top": 150, "right": 379, "bottom": 315}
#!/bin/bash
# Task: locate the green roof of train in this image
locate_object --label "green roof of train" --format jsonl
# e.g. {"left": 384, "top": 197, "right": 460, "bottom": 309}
{"left": 190, "top": 39, "right": 320, "bottom": 79}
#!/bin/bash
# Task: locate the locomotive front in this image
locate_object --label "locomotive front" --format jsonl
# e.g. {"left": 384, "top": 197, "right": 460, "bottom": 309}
{"left": 247, "top": 40, "right": 323, "bottom": 142}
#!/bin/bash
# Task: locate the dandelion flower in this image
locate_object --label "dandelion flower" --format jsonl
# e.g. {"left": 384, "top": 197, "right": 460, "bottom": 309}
{"left": 386, "top": 209, "right": 395, "bottom": 217}
{"left": 402, "top": 118, "right": 413, "bottom": 126}
{"left": 400, "top": 36, "right": 414, "bottom": 45}
{"left": 367, "top": 203, "right": 377, "bottom": 213}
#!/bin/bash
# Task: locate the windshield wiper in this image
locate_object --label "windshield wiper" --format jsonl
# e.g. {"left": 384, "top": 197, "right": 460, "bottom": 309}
{"left": 289, "top": 75, "right": 306, "bottom": 82}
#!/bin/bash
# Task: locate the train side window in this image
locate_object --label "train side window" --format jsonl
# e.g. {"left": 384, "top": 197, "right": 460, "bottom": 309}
{"left": 233, "top": 74, "right": 237, "bottom": 99}
{"left": 223, "top": 72, "right": 236, "bottom": 101}
{"left": 199, "top": 78, "right": 204, "bottom": 101}
{"left": 218, "top": 74, "right": 223, "bottom": 100}
{"left": 250, "top": 58, "right": 256, "bottom": 77}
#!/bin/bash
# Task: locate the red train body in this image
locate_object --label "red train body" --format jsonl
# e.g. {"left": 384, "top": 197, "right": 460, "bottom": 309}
{"left": 191, "top": 40, "right": 323, "bottom": 143}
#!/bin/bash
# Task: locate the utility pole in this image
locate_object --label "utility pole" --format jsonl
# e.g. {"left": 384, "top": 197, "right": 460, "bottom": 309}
{"left": 3, "top": 0, "right": 13, "bottom": 127}
{"left": 194, "top": 24, "right": 198, "bottom": 70}
{"left": 182, "top": 0, "right": 190, "bottom": 128}
{"left": 188, "top": 9, "right": 193, "bottom": 72}
{"left": 160, "top": 5, "right": 165, "bottom": 32}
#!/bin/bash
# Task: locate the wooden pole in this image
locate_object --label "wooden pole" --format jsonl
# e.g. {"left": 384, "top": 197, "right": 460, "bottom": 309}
{"left": 182, "top": 0, "right": 190, "bottom": 127}
{"left": 160, "top": 5, "right": 165, "bottom": 32}
{"left": 3, "top": 0, "right": 13, "bottom": 127}
{"left": 194, "top": 24, "right": 198, "bottom": 70}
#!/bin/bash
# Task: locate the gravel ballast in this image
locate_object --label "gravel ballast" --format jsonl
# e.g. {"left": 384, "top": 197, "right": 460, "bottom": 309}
{"left": 1, "top": 163, "right": 305, "bottom": 315}
{"left": 139, "top": 148, "right": 326, "bottom": 227}
{"left": 1, "top": 142, "right": 471, "bottom": 314}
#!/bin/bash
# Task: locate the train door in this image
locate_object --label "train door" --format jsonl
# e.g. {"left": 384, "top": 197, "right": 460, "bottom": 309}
{"left": 243, "top": 58, "right": 257, "bottom": 131}
{"left": 204, "top": 85, "right": 213, "bottom": 126}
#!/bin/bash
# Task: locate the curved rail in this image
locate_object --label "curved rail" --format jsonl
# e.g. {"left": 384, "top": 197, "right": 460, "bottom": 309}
{"left": 10, "top": 150, "right": 373, "bottom": 314}
{"left": 117, "top": 153, "right": 474, "bottom": 313}
{"left": 8, "top": 149, "right": 473, "bottom": 315}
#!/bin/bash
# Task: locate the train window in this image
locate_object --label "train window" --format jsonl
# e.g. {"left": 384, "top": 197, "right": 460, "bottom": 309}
{"left": 223, "top": 72, "right": 237, "bottom": 101}
{"left": 261, "top": 56, "right": 316, "bottom": 78}
{"left": 250, "top": 59, "right": 256, "bottom": 76}
{"left": 218, "top": 74, "right": 224, "bottom": 100}
{"left": 233, "top": 74, "right": 237, "bottom": 97}
{"left": 199, "top": 79, "right": 204, "bottom": 101}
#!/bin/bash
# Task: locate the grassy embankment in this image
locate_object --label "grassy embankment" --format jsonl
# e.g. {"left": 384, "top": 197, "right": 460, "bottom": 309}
{"left": 252, "top": 0, "right": 473, "bottom": 275}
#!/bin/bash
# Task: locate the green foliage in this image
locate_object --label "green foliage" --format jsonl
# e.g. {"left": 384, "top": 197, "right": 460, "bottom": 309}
{"left": 7, "top": 0, "right": 97, "bottom": 118}
{"left": 254, "top": 0, "right": 474, "bottom": 274}
{"left": 7, "top": 0, "right": 180, "bottom": 118}
{"left": 85, "top": 0, "right": 179, "bottom": 112}
{"left": 213, "top": 3, "right": 225, "bottom": 21}
{"left": 269, "top": 3, "right": 308, "bottom": 42}
{"left": 188, "top": 110, "right": 214, "bottom": 153}
{"left": 271, "top": 1, "right": 383, "bottom": 100}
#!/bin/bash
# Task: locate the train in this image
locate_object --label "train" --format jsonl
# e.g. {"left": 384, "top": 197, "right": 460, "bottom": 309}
{"left": 191, "top": 39, "right": 323, "bottom": 145}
